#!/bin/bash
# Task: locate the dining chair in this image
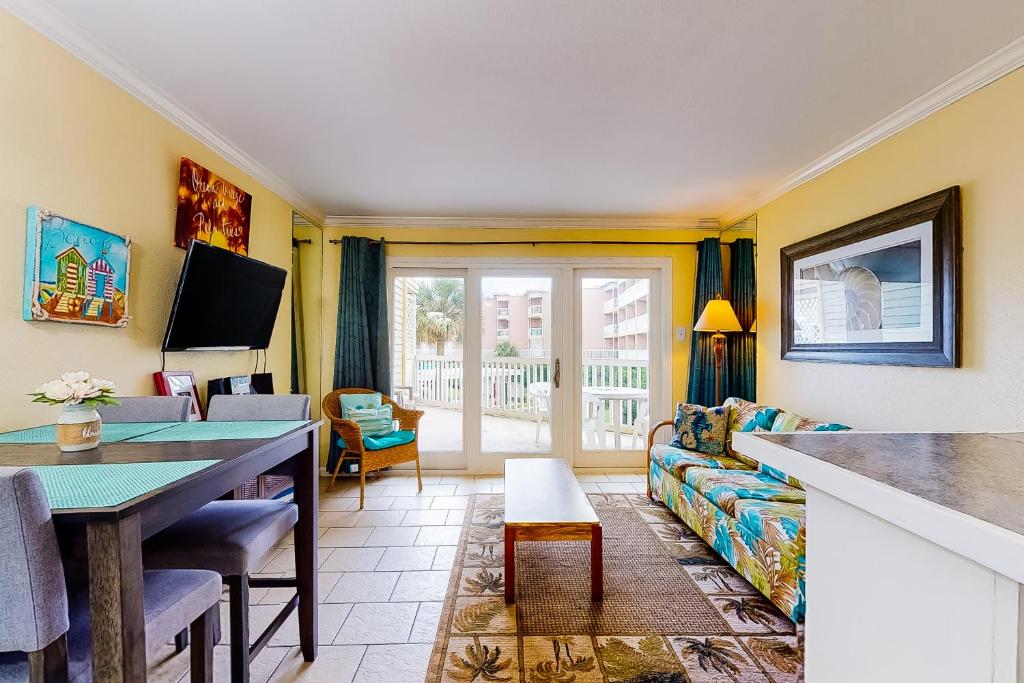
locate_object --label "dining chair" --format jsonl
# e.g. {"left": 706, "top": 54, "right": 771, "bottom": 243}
{"left": 144, "top": 394, "right": 310, "bottom": 683}
{"left": 0, "top": 467, "right": 221, "bottom": 683}
{"left": 322, "top": 388, "right": 423, "bottom": 509}
{"left": 96, "top": 395, "right": 191, "bottom": 422}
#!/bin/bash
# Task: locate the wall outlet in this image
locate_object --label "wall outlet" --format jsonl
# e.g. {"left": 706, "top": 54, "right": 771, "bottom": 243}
{"left": 675, "top": 326, "right": 687, "bottom": 342}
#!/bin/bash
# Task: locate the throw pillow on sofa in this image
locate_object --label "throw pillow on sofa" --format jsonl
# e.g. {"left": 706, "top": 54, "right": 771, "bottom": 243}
{"left": 740, "top": 407, "right": 780, "bottom": 432}
{"left": 771, "top": 412, "right": 851, "bottom": 433}
{"left": 669, "top": 403, "right": 729, "bottom": 456}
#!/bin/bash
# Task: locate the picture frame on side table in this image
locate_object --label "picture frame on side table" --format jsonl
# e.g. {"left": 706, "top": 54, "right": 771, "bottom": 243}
{"left": 153, "top": 370, "right": 204, "bottom": 420}
{"left": 780, "top": 186, "right": 961, "bottom": 367}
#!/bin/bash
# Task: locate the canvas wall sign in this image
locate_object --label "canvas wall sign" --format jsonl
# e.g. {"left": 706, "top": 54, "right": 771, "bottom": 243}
{"left": 22, "top": 206, "right": 132, "bottom": 327}
{"left": 174, "top": 157, "right": 252, "bottom": 255}
{"left": 780, "top": 187, "right": 961, "bottom": 367}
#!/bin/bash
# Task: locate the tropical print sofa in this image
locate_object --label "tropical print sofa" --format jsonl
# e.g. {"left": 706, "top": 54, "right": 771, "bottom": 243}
{"left": 647, "top": 397, "right": 849, "bottom": 623}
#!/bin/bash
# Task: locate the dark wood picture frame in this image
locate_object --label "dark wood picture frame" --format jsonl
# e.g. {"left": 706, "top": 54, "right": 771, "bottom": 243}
{"left": 780, "top": 187, "right": 961, "bottom": 367}
{"left": 153, "top": 370, "right": 205, "bottom": 420}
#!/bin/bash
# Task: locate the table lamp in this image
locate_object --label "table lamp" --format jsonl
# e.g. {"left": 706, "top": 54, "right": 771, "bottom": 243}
{"left": 694, "top": 294, "right": 743, "bottom": 405}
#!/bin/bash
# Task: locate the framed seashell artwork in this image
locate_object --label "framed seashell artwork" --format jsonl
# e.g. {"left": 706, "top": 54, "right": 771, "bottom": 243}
{"left": 780, "top": 187, "right": 961, "bottom": 367}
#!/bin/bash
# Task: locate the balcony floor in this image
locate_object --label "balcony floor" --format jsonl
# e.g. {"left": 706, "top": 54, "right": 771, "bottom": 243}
{"left": 415, "top": 404, "right": 646, "bottom": 453}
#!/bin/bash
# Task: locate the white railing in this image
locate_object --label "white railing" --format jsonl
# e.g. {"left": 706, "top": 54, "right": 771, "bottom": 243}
{"left": 412, "top": 354, "right": 650, "bottom": 432}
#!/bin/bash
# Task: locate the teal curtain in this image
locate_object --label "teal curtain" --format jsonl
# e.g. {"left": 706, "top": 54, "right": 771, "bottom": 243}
{"left": 328, "top": 236, "right": 390, "bottom": 470}
{"left": 686, "top": 238, "right": 724, "bottom": 406}
{"left": 726, "top": 238, "right": 756, "bottom": 401}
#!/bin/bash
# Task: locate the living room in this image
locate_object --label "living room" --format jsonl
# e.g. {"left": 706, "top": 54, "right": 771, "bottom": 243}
{"left": 1, "top": 2, "right": 1023, "bottom": 682}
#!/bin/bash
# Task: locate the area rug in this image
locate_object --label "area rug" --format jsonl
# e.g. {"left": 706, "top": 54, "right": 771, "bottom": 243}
{"left": 426, "top": 492, "right": 801, "bottom": 683}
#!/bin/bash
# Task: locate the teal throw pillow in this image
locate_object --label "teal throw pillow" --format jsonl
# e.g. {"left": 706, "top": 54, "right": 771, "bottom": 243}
{"left": 669, "top": 403, "right": 729, "bottom": 456}
{"left": 340, "top": 392, "right": 382, "bottom": 418}
{"left": 739, "top": 407, "right": 780, "bottom": 432}
{"left": 348, "top": 404, "right": 394, "bottom": 438}
{"left": 813, "top": 423, "right": 851, "bottom": 431}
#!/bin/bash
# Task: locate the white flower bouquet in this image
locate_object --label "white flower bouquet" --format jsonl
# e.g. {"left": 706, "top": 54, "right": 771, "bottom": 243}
{"left": 31, "top": 371, "right": 119, "bottom": 407}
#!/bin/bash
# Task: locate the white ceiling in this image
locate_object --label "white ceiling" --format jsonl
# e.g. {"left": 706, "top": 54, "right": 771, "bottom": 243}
{"left": 27, "top": 1, "right": 1024, "bottom": 220}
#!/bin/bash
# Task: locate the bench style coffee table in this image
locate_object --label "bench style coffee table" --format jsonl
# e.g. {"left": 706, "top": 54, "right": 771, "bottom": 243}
{"left": 503, "top": 458, "right": 602, "bottom": 604}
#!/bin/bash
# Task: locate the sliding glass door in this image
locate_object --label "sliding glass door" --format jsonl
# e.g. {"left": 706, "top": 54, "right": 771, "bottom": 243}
{"left": 390, "top": 261, "right": 665, "bottom": 470}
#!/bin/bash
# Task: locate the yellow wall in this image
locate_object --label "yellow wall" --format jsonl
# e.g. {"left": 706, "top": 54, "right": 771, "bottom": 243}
{"left": 0, "top": 13, "right": 296, "bottom": 429}
{"left": 756, "top": 67, "right": 1024, "bottom": 430}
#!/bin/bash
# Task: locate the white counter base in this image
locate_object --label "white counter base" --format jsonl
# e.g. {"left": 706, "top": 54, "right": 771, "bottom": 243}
{"left": 806, "top": 486, "right": 1023, "bottom": 682}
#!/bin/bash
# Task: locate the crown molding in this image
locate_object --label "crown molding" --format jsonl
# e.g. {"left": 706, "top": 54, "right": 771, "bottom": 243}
{"left": 322, "top": 215, "right": 722, "bottom": 230}
{"left": 2, "top": 0, "right": 325, "bottom": 223}
{"left": 720, "top": 34, "right": 1024, "bottom": 225}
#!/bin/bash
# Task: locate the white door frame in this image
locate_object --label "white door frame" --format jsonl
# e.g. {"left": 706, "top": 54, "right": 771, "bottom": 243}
{"left": 388, "top": 256, "right": 672, "bottom": 472}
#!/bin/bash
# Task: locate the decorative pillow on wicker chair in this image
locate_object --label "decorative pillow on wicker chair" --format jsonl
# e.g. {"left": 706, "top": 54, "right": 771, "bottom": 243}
{"left": 340, "top": 392, "right": 382, "bottom": 418}
{"left": 668, "top": 403, "right": 729, "bottom": 456}
{"left": 348, "top": 405, "right": 394, "bottom": 437}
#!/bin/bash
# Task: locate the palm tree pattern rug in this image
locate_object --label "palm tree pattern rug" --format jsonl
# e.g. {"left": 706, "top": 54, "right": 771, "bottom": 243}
{"left": 426, "top": 493, "right": 802, "bottom": 682}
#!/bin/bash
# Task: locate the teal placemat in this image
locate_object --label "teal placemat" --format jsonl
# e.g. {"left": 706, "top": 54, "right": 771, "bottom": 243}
{"left": 125, "top": 420, "right": 310, "bottom": 442}
{"left": 32, "top": 460, "right": 219, "bottom": 509}
{"left": 0, "top": 422, "right": 178, "bottom": 444}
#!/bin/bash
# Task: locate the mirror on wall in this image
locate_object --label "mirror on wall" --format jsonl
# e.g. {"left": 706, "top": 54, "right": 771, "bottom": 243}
{"left": 291, "top": 211, "right": 323, "bottom": 418}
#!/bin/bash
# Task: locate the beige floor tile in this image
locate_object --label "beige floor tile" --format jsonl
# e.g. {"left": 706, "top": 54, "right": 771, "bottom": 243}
{"left": 430, "top": 496, "right": 469, "bottom": 510}
{"left": 268, "top": 645, "right": 366, "bottom": 683}
{"left": 579, "top": 482, "right": 602, "bottom": 493}
{"left": 320, "top": 546, "right": 385, "bottom": 571}
{"left": 375, "top": 546, "right": 438, "bottom": 571}
{"left": 597, "top": 481, "right": 637, "bottom": 493}
{"left": 380, "top": 484, "right": 422, "bottom": 497}
{"left": 401, "top": 509, "right": 448, "bottom": 526}
{"left": 318, "top": 497, "right": 360, "bottom": 512}
{"left": 390, "top": 571, "right": 451, "bottom": 602}
{"left": 454, "top": 482, "right": 492, "bottom": 495}
{"left": 440, "top": 475, "right": 476, "bottom": 484}
{"left": 256, "top": 603, "right": 353, "bottom": 647}
{"left": 319, "top": 527, "right": 373, "bottom": 547}
{"left": 408, "top": 602, "right": 444, "bottom": 643}
{"left": 445, "top": 509, "right": 467, "bottom": 526}
{"left": 363, "top": 526, "right": 421, "bottom": 547}
{"left": 604, "top": 473, "right": 645, "bottom": 482}
{"left": 354, "top": 510, "right": 406, "bottom": 527}
{"left": 318, "top": 510, "right": 362, "bottom": 527}
{"left": 416, "top": 526, "right": 462, "bottom": 546}
{"left": 356, "top": 497, "right": 399, "bottom": 510}
{"left": 338, "top": 485, "right": 391, "bottom": 499}
{"left": 353, "top": 643, "right": 434, "bottom": 683}
{"left": 432, "top": 546, "right": 457, "bottom": 570}
{"left": 334, "top": 602, "right": 418, "bottom": 644}
{"left": 327, "top": 571, "right": 401, "bottom": 602}
{"left": 389, "top": 496, "right": 434, "bottom": 510}
{"left": 420, "top": 484, "right": 459, "bottom": 496}
{"left": 573, "top": 472, "right": 609, "bottom": 481}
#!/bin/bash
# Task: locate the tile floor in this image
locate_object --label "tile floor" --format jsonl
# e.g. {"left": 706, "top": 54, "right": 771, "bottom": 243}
{"left": 149, "top": 468, "right": 648, "bottom": 682}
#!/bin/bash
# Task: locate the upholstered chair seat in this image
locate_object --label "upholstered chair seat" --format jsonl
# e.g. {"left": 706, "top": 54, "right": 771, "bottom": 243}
{"left": 144, "top": 501, "right": 298, "bottom": 576}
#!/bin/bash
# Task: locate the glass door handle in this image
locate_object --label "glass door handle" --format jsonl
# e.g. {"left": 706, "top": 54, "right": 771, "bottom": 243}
{"left": 553, "top": 358, "right": 561, "bottom": 389}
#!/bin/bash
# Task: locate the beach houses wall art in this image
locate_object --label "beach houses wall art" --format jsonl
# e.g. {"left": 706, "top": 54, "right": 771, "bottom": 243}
{"left": 174, "top": 157, "right": 252, "bottom": 255}
{"left": 23, "top": 206, "right": 132, "bottom": 327}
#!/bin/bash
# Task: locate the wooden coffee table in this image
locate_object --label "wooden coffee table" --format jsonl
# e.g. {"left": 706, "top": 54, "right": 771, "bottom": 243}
{"left": 503, "top": 458, "right": 602, "bottom": 604}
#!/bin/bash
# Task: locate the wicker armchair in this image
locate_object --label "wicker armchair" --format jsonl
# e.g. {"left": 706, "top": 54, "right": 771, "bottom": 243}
{"left": 322, "top": 388, "right": 424, "bottom": 508}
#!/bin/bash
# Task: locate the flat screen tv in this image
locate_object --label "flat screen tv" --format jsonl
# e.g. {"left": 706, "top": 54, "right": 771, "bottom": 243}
{"left": 162, "top": 240, "right": 287, "bottom": 351}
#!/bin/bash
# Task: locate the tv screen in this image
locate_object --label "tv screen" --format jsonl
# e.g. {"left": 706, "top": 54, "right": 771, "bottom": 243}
{"left": 162, "top": 241, "right": 287, "bottom": 351}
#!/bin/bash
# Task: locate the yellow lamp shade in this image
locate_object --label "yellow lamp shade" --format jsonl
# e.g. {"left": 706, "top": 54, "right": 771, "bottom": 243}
{"left": 694, "top": 298, "right": 743, "bottom": 333}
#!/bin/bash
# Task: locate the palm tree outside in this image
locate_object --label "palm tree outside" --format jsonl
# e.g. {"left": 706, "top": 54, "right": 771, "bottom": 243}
{"left": 415, "top": 278, "right": 464, "bottom": 355}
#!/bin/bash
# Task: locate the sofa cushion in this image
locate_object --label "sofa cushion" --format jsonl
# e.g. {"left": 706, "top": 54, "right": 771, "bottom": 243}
{"left": 722, "top": 397, "right": 772, "bottom": 467}
{"left": 669, "top": 403, "right": 729, "bottom": 455}
{"left": 650, "top": 443, "right": 751, "bottom": 479}
{"left": 758, "top": 462, "right": 806, "bottom": 490}
{"left": 733, "top": 499, "right": 805, "bottom": 548}
{"left": 684, "top": 467, "right": 806, "bottom": 515}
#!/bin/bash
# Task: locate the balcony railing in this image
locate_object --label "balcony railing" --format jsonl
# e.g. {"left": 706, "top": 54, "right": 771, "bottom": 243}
{"left": 410, "top": 354, "right": 650, "bottom": 432}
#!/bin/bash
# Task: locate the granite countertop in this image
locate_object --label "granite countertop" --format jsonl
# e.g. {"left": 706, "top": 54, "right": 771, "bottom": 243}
{"left": 754, "top": 432, "right": 1024, "bottom": 538}
{"left": 733, "top": 431, "right": 1024, "bottom": 582}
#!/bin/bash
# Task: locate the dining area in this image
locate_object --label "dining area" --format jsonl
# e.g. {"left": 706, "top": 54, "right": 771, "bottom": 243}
{"left": 0, "top": 391, "right": 322, "bottom": 683}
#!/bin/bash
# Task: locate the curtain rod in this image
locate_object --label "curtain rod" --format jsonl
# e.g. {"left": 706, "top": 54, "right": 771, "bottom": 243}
{"left": 327, "top": 238, "right": 751, "bottom": 246}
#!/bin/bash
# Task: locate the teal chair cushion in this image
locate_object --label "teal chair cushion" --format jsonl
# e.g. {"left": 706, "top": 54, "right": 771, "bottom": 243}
{"left": 337, "top": 430, "right": 416, "bottom": 452}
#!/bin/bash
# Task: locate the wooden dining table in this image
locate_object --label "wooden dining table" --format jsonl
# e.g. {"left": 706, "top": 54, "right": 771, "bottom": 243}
{"left": 0, "top": 419, "right": 322, "bottom": 682}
